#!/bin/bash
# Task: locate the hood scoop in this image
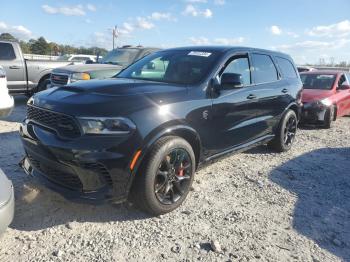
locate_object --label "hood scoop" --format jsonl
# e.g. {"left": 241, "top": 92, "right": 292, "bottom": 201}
{"left": 58, "top": 86, "right": 85, "bottom": 93}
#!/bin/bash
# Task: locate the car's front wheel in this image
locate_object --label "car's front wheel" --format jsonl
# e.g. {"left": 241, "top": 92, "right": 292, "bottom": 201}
{"left": 132, "top": 136, "right": 195, "bottom": 215}
{"left": 323, "top": 105, "right": 335, "bottom": 129}
{"left": 268, "top": 109, "right": 297, "bottom": 152}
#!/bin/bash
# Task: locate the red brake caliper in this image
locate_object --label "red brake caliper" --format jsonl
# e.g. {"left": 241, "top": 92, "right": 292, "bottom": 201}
{"left": 178, "top": 163, "right": 184, "bottom": 177}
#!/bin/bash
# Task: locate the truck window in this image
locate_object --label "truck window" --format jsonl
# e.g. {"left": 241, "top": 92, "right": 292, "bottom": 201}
{"left": 338, "top": 74, "right": 347, "bottom": 87}
{"left": 276, "top": 57, "right": 297, "bottom": 79}
{"left": 251, "top": 54, "right": 278, "bottom": 84}
{"left": 221, "top": 56, "right": 251, "bottom": 86}
{"left": 0, "top": 43, "right": 16, "bottom": 60}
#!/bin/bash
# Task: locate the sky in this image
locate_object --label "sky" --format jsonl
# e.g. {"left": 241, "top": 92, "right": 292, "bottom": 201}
{"left": 1, "top": 0, "right": 350, "bottom": 64}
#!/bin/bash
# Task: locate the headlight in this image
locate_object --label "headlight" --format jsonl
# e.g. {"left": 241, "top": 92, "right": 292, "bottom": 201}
{"left": 71, "top": 72, "right": 91, "bottom": 82}
{"left": 0, "top": 68, "right": 6, "bottom": 78}
{"left": 78, "top": 117, "right": 136, "bottom": 135}
{"left": 320, "top": 98, "right": 332, "bottom": 107}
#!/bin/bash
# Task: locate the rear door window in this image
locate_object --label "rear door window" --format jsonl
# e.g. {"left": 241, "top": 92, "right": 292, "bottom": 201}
{"left": 251, "top": 54, "right": 278, "bottom": 84}
{"left": 276, "top": 57, "right": 298, "bottom": 79}
{"left": 0, "top": 43, "right": 16, "bottom": 60}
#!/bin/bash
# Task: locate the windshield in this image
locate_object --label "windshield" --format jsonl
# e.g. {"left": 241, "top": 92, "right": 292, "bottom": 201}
{"left": 116, "top": 50, "right": 221, "bottom": 85}
{"left": 300, "top": 74, "right": 336, "bottom": 90}
{"left": 100, "top": 49, "right": 139, "bottom": 66}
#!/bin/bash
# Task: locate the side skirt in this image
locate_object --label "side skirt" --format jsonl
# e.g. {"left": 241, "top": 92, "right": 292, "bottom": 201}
{"left": 197, "top": 134, "right": 274, "bottom": 170}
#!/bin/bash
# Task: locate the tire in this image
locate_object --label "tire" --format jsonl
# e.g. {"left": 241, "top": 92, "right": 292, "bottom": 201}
{"left": 131, "top": 136, "right": 195, "bottom": 215}
{"left": 268, "top": 110, "right": 298, "bottom": 152}
{"left": 36, "top": 78, "right": 50, "bottom": 93}
{"left": 323, "top": 105, "right": 335, "bottom": 129}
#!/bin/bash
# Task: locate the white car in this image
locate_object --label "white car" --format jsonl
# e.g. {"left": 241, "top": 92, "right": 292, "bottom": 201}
{"left": 0, "top": 66, "right": 15, "bottom": 234}
{"left": 0, "top": 168, "right": 14, "bottom": 234}
{"left": 0, "top": 66, "right": 14, "bottom": 117}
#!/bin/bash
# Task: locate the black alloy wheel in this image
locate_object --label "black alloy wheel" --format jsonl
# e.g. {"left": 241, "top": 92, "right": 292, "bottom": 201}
{"left": 131, "top": 136, "right": 195, "bottom": 215}
{"left": 154, "top": 148, "right": 192, "bottom": 205}
{"left": 283, "top": 116, "right": 297, "bottom": 147}
{"left": 268, "top": 109, "right": 298, "bottom": 152}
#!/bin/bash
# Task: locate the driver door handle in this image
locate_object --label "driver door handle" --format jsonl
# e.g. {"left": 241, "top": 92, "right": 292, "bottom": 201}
{"left": 247, "top": 94, "right": 257, "bottom": 100}
{"left": 9, "top": 65, "right": 21, "bottom": 69}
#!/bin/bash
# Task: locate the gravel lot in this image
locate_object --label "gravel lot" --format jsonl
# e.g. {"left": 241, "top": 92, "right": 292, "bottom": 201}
{"left": 0, "top": 96, "right": 349, "bottom": 262}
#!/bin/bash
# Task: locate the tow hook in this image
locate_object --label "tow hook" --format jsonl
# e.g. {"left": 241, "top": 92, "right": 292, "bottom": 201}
{"left": 19, "top": 157, "right": 33, "bottom": 176}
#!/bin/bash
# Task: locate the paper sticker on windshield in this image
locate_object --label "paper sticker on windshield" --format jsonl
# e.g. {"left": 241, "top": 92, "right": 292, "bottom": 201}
{"left": 317, "top": 75, "right": 335, "bottom": 79}
{"left": 188, "top": 51, "right": 212, "bottom": 57}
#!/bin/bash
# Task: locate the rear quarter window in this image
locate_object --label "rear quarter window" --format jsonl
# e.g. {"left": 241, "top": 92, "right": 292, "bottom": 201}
{"left": 276, "top": 57, "right": 298, "bottom": 79}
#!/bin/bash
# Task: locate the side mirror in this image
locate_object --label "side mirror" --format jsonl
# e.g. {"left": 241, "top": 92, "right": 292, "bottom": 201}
{"left": 339, "top": 84, "right": 350, "bottom": 90}
{"left": 146, "top": 62, "right": 155, "bottom": 70}
{"left": 221, "top": 73, "right": 243, "bottom": 89}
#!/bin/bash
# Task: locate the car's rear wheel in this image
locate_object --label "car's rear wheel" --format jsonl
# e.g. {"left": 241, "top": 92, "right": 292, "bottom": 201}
{"left": 131, "top": 136, "right": 195, "bottom": 215}
{"left": 268, "top": 109, "right": 297, "bottom": 152}
{"left": 323, "top": 105, "right": 335, "bottom": 129}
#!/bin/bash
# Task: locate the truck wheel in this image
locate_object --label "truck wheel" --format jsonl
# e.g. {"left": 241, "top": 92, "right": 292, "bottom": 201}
{"left": 36, "top": 79, "right": 50, "bottom": 93}
{"left": 268, "top": 110, "right": 297, "bottom": 152}
{"left": 131, "top": 136, "right": 195, "bottom": 216}
{"left": 323, "top": 105, "right": 335, "bottom": 129}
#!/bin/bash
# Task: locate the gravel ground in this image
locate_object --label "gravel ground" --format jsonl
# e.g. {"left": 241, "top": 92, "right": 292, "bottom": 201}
{"left": 0, "top": 96, "right": 349, "bottom": 262}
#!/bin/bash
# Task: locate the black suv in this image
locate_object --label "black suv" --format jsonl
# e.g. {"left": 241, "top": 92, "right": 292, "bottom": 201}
{"left": 20, "top": 46, "right": 302, "bottom": 215}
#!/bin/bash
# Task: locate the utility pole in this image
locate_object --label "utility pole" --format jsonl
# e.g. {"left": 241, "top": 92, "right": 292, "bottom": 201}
{"left": 112, "top": 25, "right": 118, "bottom": 50}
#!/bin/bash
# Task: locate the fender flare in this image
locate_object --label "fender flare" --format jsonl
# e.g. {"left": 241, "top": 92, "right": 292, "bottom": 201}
{"left": 125, "top": 124, "right": 202, "bottom": 193}
{"left": 285, "top": 102, "right": 301, "bottom": 120}
{"left": 35, "top": 69, "right": 52, "bottom": 85}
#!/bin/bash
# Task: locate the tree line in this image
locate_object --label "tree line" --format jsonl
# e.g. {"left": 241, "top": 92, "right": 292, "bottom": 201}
{"left": 0, "top": 33, "right": 108, "bottom": 57}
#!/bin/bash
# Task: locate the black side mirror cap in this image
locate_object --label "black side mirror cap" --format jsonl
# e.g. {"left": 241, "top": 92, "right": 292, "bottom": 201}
{"left": 221, "top": 73, "right": 243, "bottom": 89}
{"left": 339, "top": 84, "right": 350, "bottom": 90}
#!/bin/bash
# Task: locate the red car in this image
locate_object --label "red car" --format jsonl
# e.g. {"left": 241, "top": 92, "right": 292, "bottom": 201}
{"left": 300, "top": 71, "right": 350, "bottom": 128}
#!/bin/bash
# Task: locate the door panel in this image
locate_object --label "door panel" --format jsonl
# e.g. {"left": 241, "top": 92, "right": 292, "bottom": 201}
{"left": 209, "top": 86, "right": 264, "bottom": 155}
{"left": 250, "top": 53, "right": 291, "bottom": 137}
{"left": 0, "top": 43, "right": 26, "bottom": 90}
{"left": 250, "top": 81, "right": 288, "bottom": 137}
{"left": 205, "top": 54, "right": 263, "bottom": 155}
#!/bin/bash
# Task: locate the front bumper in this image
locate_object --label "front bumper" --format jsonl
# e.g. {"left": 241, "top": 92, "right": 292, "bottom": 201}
{"left": 0, "top": 182, "right": 15, "bottom": 234}
{"left": 301, "top": 102, "right": 328, "bottom": 124}
{"left": 19, "top": 120, "right": 140, "bottom": 204}
{"left": 0, "top": 94, "right": 14, "bottom": 117}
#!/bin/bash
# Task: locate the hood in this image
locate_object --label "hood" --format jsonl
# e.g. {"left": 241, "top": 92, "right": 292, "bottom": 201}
{"left": 301, "top": 89, "right": 335, "bottom": 103}
{"left": 33, "top": 78, "right": 188, "bottom": 116}
{"left": 53, "top": 63, "right": 122, "bottom": 74}
{"left": 0, "top": 169, "right": 12, "bottom": 207}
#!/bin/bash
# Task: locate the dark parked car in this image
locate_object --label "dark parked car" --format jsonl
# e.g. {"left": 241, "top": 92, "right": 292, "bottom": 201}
{"left": 50, "top": 46, "right": 160, "bottom": 88}
{"left": 19, "top": 46, "right": 302, "bottom": 215}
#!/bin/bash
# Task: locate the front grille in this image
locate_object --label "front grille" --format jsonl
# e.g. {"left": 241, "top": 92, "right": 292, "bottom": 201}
{"left": 27, "top": 105, "right": 81, "bottom": 138}
{"left": 27, "top": 154, "right": 83, "bottom": 191}
{"left": 51, "top": 73, "right": 69, "bottom": 86}
{"left": 81, "top": 162, "right": 113, "bottom": 186}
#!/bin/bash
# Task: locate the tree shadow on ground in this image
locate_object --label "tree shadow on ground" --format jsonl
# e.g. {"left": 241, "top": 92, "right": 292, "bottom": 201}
{"left": 269, "top": 147, "right": 350, "bottom": 261}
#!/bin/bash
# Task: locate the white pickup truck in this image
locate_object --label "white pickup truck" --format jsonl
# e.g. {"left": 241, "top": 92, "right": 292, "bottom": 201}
{"left": 0, "top": 40, "right": 72, "bottom": 95}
